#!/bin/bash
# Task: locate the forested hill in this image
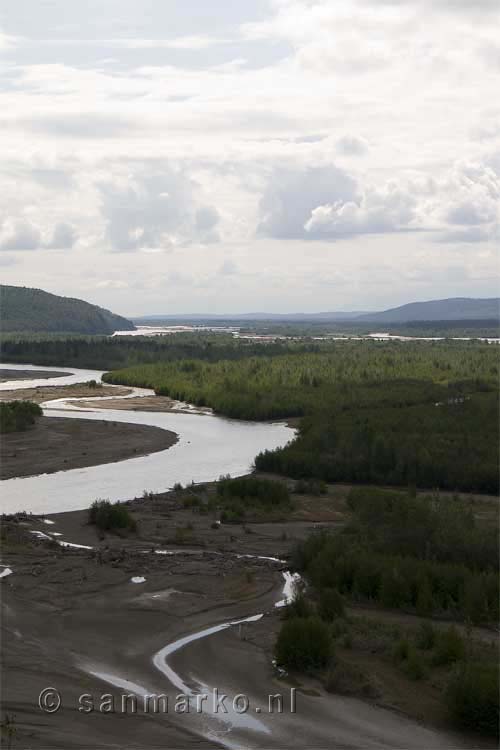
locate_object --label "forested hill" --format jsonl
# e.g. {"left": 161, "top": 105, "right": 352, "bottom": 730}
{"left": 0, "top": 285, "right": 135, "bottom": 334}
{"left": 357, "top": 297, "right": 500, "bottom": 323}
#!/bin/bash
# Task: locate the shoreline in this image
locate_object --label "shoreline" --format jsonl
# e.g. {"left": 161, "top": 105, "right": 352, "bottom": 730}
{"left": 1, "top": 486, "right": 491, "bottom": 750}
{"left": 0, "top": 415, "right": 178, "bottom": 479}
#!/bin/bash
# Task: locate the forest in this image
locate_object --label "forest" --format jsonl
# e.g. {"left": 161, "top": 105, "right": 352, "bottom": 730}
{"left": 0, "top": 333, "right": 316, "bottom": 370}
{"left": 104, "top": 341, "right": 499, "bottom": 493}
{"left": 275, "top": 486, "right": 499, "bottom": 736}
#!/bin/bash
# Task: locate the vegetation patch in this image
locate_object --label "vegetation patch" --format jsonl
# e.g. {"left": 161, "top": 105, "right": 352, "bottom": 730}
{"left": 88, "top": 500, "right": 137, "bottom": 534}
{"left": 0, "top": 400, "right": 42, "bottom": 433}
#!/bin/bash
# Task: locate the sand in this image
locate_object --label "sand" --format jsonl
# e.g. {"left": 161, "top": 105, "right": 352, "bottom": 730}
{"left": 0, "top": 416, "right": 178, "bottom": 479}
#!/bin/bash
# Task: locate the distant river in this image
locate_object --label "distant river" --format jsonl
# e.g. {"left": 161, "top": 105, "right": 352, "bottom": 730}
{"left": 0, "top": 364, "right": 295, "bottom": 515}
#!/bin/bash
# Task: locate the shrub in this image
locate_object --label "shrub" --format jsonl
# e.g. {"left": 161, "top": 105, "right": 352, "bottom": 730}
{"left": 88, "top": 499, "right": 137, "bottom": 533}
{"left": 447, "top": 662, "right": 499, "bottom": 736}
{"left": 416, "top": 621, "right": 436, "bottom": 651}
{"left": 217, "top": 476, "right": 290, "bottom": 506}
{"left": 275, "top": 617, "right": 332, "bottom": 672}
{"left": 393, "top": 638, "right": 410, "bottom": 663}
{"left": 433, "top": 626, "right": 465, "bottom": 666}
{"left": 404, "top": 646, "right": 426, "bottom": 680}
{"left": 0, "top": 400, "right": 42, "bottom": 433}
{"left": 318, "top": 588, "right": 345, "bottom": 622}
{"left": 285, "top": 592, "right": 311, "bottom": 619}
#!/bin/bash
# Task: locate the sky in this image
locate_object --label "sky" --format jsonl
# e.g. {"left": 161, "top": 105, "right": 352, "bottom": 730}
{"left": 0, "top": 0, "right": 499, "bottom": 315}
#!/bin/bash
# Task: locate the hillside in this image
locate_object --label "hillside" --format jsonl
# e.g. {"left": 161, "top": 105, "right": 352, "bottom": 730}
{"left": 357, "top": 297, "right": 500, "bottom": 323}
{"left": 0, "top": 286, "right": 135, "bottom": 335}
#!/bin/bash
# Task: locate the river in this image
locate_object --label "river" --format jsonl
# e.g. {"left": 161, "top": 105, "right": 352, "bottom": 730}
{"left": 0, "top": 363, "right": 294, "bottom": 515}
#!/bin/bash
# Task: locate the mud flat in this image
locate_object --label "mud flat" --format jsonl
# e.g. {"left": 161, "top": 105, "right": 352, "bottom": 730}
{"left": 0, "top": 492, "right": 477, "bottom": 750}
{"left": 0, "top": 383, "right": 132, "bottom": 404}
{"left": 0, "top": 416, "right": 178, "bottom": 479}
{"left": 0, "top": 368, "right": 68, "bottom": 382}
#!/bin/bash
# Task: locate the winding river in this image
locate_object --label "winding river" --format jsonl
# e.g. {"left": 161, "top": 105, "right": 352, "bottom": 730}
{"left": 0, "top": 363, "right": 294, "bottom": 515}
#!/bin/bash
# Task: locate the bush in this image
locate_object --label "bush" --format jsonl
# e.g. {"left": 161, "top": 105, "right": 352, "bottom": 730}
{"left": 285, "top": 593, "right": 311, "bottom": 619}
{"left": 0, "top": 400, "right": 42, "bottom": 433}
{"left": 393, "top": 638, "right": 410, "bottom": 663}
{"left": 433, "top": 626, "right": 465, "bottom": 666}
{"left": 275, "top": 617, "right": 332, "bottom": 672}
{"left": 404, "top": 646, "right": 426, "bottom": 680}
{"left": 318, "top": 588, "right": 345, "bottom": 622}
{"left": 447, "top": 662, "right": 499, "bottom": 736}
{"left": 416, "top": 621, "right": 436, "bottom": 651}
{"left": 217, "top": 476, "right": 290, "bottom": 506}
{"left": 88, "top": 500, "right": 137, "bottom": 533}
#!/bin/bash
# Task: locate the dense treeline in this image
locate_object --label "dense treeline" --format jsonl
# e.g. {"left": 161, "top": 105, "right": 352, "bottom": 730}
{"left": 0, "top": 285, "right": 133, "bottom": 334}
{"left": 105, "top": 342, "right": 499, "bottom": 493}
{"left": 0, "top": 400, "right": 42, "bottom": 433}
{"left": 104, "top": 341, "right": 499, "bottom": 419}
{"left": 294, "top": 488, "right": 498, "bottom": 623}
{"left": 256, "top": 388, "right": 499, "bottom": 493}
{"left": 0, "top": 333, "right": 319, "bottom": 371}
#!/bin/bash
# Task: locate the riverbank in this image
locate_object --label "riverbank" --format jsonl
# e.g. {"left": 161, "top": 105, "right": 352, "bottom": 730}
{"left": 0, "top": 382, "right": 132, "bottom": 404}
{"left": 1, "top": 483, "right": 495, "bottom": 749}
{"left": 0, "top": 416, "right": 178, "bottom": 479}
{"left": 0, "top": 368, "right": 69, "bottom": 382}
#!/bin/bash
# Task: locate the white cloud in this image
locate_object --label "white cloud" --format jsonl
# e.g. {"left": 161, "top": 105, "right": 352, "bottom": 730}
{"left": 305, "top": 183, "right": 418, "bottom": 238}
{"left": 45, "top": 222, "right": 78, "bottom": 249}
{"left": 0, "top": 220, "right": 41, "bottom": 251}
{"left": 0, "top": 0, "right": 498, "bottom": 310}
{"left": 99, "top": 166, "right": 221, "bottom": 251}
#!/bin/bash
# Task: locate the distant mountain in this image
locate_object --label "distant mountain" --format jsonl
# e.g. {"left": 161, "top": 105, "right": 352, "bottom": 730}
{"left": 133, "top": 311, "right": 371, "bottom": 323}
{"left": 356, "top": 298, "right": 500, "bottom": 323}
{"left": 0, "top": 285, "right": 135, "bottom": 334}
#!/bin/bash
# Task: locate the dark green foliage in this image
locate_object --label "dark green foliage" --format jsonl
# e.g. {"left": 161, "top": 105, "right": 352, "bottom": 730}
{"left": 318, "top": 588, "right": 345, "bottom": 621}
{"left": 0, "top": 285, "right": 134, "bottom": 334}
{"left": 416, "top": 622, "right": 436, "bottom": 651}
{"left": 214, "top": 476, "right": 291, "bottom": 522}
{"left": 275, "top": 617, "right": 332, "bottom": 672}
{"left": 256, "top": 387, "right": 499, "bottom": 494}
{"left": 0, "top": 400, "right": 42, "bottom": 432}
{"left": 393, "top": 638, "right": 410, "bottom": 663}
{"left": 447, "top": 662, "right": 499, "bottom": 736}
{"left": 293, "top": 478, "right": 327, "bottom": 495}
{"left": 216, "top": 476, "right": 290, "bottom": 505}
{"left": 88, "top": 500, "right": 137, "bottom": 533}
{"left": 1, "top": 332, "right": 320, "bottom": 371}
{"left": 404, "top": 646, "right": 427, "bottom": 681}
{"left": 285, "top": 592, "right": 312, "bottom": 619}
{"left": 432, "top": 626, "right": 466, "bottom": 666}
{"left": 293, "top": 490, "right": 499, "bottom": 622}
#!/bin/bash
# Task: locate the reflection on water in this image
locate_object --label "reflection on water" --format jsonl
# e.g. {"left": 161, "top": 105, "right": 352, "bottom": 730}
{"left": 0, "top": 364, "right": 295, "bottom": 515}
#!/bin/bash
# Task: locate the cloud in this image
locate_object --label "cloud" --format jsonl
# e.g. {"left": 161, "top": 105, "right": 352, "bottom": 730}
{"left": 0, "top": 218, "right": 77, "bottom": 251}
{"left": 45, "top": 222, "right": 78, "bottom": 249}
{"left": 258, "top": 165, "right": 357, "bottom": 239}
{"left": 19, "top": 113, "right": 138, "bottom": 139}
{"left": 258, "top": 158, "right": 500, "bottom": 242}
{"left": 0, "top": 220, "right": 41, "bottom": 250}
{"left": 99, "top": 166, "right": 221, "bottom": 251}
{"left": 305, "top": 183, "right": 418, "bottom": 238}
{"left": 336, "top": 135, "right": 368, "bottom": 156}
{"left": 96, "top": 279, "right": 129, "bottom": 289}
{"left": 219, "top": 258, "right": 238, "bottom": 275}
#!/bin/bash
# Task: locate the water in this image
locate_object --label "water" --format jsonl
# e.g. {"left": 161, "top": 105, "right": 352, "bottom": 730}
{"left": 0, "top": 363, "right": 105, "bottom": 390}
{"left": 0, "top": 364, "right": 294, "bottom": 515}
